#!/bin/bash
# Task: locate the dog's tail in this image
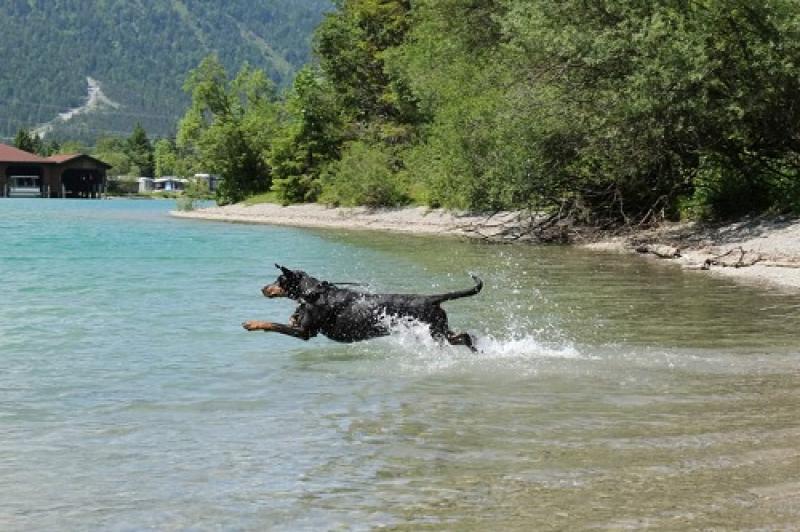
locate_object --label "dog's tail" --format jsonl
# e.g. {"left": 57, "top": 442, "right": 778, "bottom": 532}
{"left": 429, "top": 274, "right": 483, "bottom": 304}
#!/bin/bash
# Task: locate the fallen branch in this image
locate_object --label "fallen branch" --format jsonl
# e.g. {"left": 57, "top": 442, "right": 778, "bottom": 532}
{"left": 702, "top": 246, "right": 762, "bottom": 269}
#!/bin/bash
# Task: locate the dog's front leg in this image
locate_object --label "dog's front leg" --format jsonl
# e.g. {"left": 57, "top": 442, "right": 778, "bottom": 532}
{"left": 242, "top": 320, "right": 312, "bottom": 340}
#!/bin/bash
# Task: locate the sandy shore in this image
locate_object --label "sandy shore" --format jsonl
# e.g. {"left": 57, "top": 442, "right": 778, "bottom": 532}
{"left": 171, "top": 203, "right": 529, "bottom": 238}
{"left": 172, "top": 203, "right": 800, "bottom": 290}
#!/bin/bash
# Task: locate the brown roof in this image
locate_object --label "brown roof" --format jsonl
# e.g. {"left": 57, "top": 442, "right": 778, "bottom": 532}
{"left": 47, "top": 153, "right": 113, "bottom": 168}
{"left": 0, "top": 144, "right": 112, "bottom": 168}
{"left": 46, "top": 153, "right": 82, "bottom": 163}
{"left": 0, "top": 143, "right": 50, "bottom": 163}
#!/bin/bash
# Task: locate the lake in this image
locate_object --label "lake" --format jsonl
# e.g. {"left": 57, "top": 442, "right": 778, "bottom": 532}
{"left": 2, "top": 198, "right": 800, "bottom": 530}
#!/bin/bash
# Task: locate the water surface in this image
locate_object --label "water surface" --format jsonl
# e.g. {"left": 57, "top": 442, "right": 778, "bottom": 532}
{"left": 2, "top": 199, "right": 800, "bottom": 530}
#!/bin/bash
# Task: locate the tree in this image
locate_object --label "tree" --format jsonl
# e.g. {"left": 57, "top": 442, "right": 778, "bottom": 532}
{"left": 154, "top": 138, "right": 179, "bottom": 177}
{"left": 177, "top": 55, "right": 279, "bottom": 204}
{"left": 385, "top": 0, "right": 800, "bottom": 219}
{"left": 270, "top": 67, "right": 344, "bottom": 203}
{"left": 13, "top": 128, "right": 43, "bottom": 154}
{"left": 126, "top": 123, "right": 154, "bottom": 177}
{"left": 40, "top": 139, "right": 60, "bottom": 156}
{"left": 93, "top": 136, "right": 132, "bottom": 177}
{"left": 315, "top": 0, "right": 418, "bottom": 125}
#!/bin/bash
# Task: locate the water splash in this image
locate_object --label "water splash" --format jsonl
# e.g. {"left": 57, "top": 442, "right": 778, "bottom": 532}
{"left": 354, "top": 314, "right": 584, "bottom": 375}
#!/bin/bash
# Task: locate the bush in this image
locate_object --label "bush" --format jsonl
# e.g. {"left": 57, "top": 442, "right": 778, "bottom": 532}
{"left": 176, "top": 178, "right": 212, "bottom": 211}
{"left": 272, "top": 173, "right": 321, "bottom": 205}
{"left": 175, "top": 195, "right": 196, "bottom": 211}
{"left": 320, "top": 141, "right": 410, "bottom": 207}
{"left": 394, "top": 0, "right": 800, "bottom": 222}
{"left": 687, "top": 155, "right": 800, "bottom": 219}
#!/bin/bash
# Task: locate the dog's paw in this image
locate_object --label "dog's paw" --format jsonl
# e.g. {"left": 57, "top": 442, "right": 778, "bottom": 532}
{"left": 242, "top": 320, "right": 262, "bottom": 331}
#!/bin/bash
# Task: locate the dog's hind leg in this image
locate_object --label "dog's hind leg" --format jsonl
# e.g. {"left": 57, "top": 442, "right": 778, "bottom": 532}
{"left": 446, "top": 331, "right": 477, "bottom": 352}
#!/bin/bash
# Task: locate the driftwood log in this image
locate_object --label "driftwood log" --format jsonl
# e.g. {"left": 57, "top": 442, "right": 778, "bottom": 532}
{"left": 702, "top": 246, "right": 762, "bottom": 269}
{"left": 635, "top": 243, "right": 681, "bottom": 259}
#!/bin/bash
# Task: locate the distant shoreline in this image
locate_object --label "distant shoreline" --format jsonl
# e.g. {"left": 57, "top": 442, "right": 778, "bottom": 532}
{"left": 171, "top": 203, "right": 527, "bottom": 239}
{"left": 172, "top": 203, "right": 800, "bottom": 290}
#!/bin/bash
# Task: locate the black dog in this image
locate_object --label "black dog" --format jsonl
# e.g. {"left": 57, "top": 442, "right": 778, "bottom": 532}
{"left": 242, "top": 265, "right": 482, "bottom": 349}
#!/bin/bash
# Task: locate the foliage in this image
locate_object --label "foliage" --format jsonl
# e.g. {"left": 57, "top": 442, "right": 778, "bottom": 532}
{"left": 12, "top": 128, "right": 61, "bottom": 156}
{"left": 270, "top": 67, "right": 344, "bottom": 203}
{"left": 0, "top": 0, "right": 331, "bottom": 142}
{"left": 13, "top": 129, "right": 39, "bottom": 153}
{"left": 154, "top": 138, "right": 179, "bottom": 178}
{"left": 379, "top": 0, "right": 800, "bottom": 221}
{"left": 23, "top": 0, "right": 798, "bottom": 222}
{"left": 177, "top": 56, "right": 280, "bottom": 204}
{"left": 90, "top": 124, "right": 157, "bottom": 178}
{"left": 320, "top": 141, "right": 409, "bottom": 206}
{"left": 126, "top": 123, "right": 154, "bottom": 177}
{"left": 93, "top": 136, "right": 132, "bottom": 176}
{"left": 315, "top": 0, "right": 415, "bottom": 123}
{"left": 175, "top": 178, "right": 212, "bottom": 211}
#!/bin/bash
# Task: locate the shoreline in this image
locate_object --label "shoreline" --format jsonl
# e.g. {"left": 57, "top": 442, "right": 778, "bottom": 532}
{"left": 171, "top": 203, "right": 528, "bottom": 239}
{"left": 172, "top": 203, "right": 800, "bottom": 290}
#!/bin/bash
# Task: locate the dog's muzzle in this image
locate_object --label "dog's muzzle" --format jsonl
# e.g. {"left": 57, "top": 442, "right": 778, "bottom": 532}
{"left": 262, "top": 284, "right": 288, "bottom": 298}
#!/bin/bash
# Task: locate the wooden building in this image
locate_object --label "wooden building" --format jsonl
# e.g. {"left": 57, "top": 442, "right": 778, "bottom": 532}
{"left": 0, "top": 143, "right": 111, "bottom": 198}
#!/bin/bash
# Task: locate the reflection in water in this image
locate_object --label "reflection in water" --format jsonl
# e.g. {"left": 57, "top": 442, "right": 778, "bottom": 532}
{"left": 1, "top": 200, "right": 800, "bottom": 530}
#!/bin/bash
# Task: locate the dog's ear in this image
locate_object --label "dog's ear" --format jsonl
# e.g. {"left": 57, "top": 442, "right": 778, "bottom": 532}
{"left": 276, "top": 264, "right": 293, "bottom": 276}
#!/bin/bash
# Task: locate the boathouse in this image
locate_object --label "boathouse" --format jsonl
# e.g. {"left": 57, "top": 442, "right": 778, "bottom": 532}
{"left": 0, "top": 143, "right": 111, "bottom": 198}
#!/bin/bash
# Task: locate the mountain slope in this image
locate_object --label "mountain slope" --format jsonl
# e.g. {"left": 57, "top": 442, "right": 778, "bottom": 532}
{"left": 0, "top": 0, "right": 331, "bottom": 141}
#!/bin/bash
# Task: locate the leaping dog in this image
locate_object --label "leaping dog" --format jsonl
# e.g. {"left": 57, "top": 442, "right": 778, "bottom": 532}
{"left": 242, "top": 265, "right": 482, "bottom": 349}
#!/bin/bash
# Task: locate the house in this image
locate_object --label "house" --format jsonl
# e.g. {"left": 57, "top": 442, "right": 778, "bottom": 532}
{"left": 137, "top": 177, "right": 154, "bottom": 193}
{"left": 0, "top": 143, "right": 111, "bottom": 198}
{"left": 139, "top": 175, "right": 219, "bottom": 194}
{"left": 153, "top": 177, "right": 189, "bottom": 192}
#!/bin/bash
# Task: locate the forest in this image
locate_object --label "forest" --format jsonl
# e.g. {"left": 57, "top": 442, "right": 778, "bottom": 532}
{"left": 14, "top": 0, "right": 800, "bottom": 223}
{"left": 0, "top": 0, "right": 330, "bottom": 141}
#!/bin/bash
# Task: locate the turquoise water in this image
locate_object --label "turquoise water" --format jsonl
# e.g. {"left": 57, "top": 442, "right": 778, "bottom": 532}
{"left": 2, "top": 198, "right": 800, "bottom": 530}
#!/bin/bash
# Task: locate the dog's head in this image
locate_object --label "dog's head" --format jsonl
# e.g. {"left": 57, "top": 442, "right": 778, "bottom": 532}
{"left": 262, "top": 264, "right": 321, "bottom": 300}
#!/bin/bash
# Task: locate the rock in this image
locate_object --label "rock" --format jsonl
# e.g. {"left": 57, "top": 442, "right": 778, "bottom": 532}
{"left": 635, "top": 244, "right": 681, "bottom": 259}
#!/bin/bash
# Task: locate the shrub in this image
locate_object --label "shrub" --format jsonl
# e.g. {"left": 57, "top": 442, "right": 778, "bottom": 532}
{"left": 175, "top": 195, "right": 196, "bottom": 211}
{"left": 320, "top": 141, "right": 410, "bottom": 207}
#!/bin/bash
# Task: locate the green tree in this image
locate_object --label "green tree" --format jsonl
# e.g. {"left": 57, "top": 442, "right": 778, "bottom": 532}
{"left": 126, "top": 123, "right": 154, "bottom": 177}
{"left": 391, "top": 0, "right": 800, "bottom": 219}
{"left": 310, "top": 0, "right": 425, "bottom": 206}
{"left": 177, "top": 55, "right": 279, "bottom": 204}
{"left": 153, "top": 138, "right": 179, "bottom": 177}
{"left": 315, "top": 0, "right": 419, "bottom": 126}
{"left": 40, "top": 138, "right": 60, "bottom": 156}
{"left": 270, "top": 67, "right": 344, "bottom": 203}
{"left": 93, "top": 136, "right": 132, "bottom": 176}
{"left": 392, "top": 0, "right": 511, "bottom": 210}
{"left": 13, "top": 128, "right": 40, "bottom": 153}
{"left": 320, "top": 140, "right": 408, "bottom": 206}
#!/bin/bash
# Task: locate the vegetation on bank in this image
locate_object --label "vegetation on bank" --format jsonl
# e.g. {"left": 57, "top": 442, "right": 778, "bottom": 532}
{"left": 13, "top": 1, "right": 800, "bottom": 225}
{"left": 191, "top": 0, "right": 800, "bottom": 223}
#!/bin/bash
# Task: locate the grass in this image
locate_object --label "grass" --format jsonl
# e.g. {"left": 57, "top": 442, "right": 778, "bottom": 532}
{"left": 243, "top": 191, "right": 282, "bottom": 205}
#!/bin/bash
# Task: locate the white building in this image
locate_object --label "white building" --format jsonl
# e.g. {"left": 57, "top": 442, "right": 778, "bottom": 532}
{"left": 137, "top": 177, "right": 154, "bottom": 193}
{"left": 154, "top": 177, "right": 189, "bottom": 191}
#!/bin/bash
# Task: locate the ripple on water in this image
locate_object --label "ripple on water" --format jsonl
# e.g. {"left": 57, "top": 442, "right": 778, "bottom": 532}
{"left": 3, "top": 199, "right": 800, "bottom": 530}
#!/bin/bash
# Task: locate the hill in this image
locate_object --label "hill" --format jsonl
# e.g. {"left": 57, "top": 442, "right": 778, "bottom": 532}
{"left": 0, "top": 0, "right": 331, "bottom": 142}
